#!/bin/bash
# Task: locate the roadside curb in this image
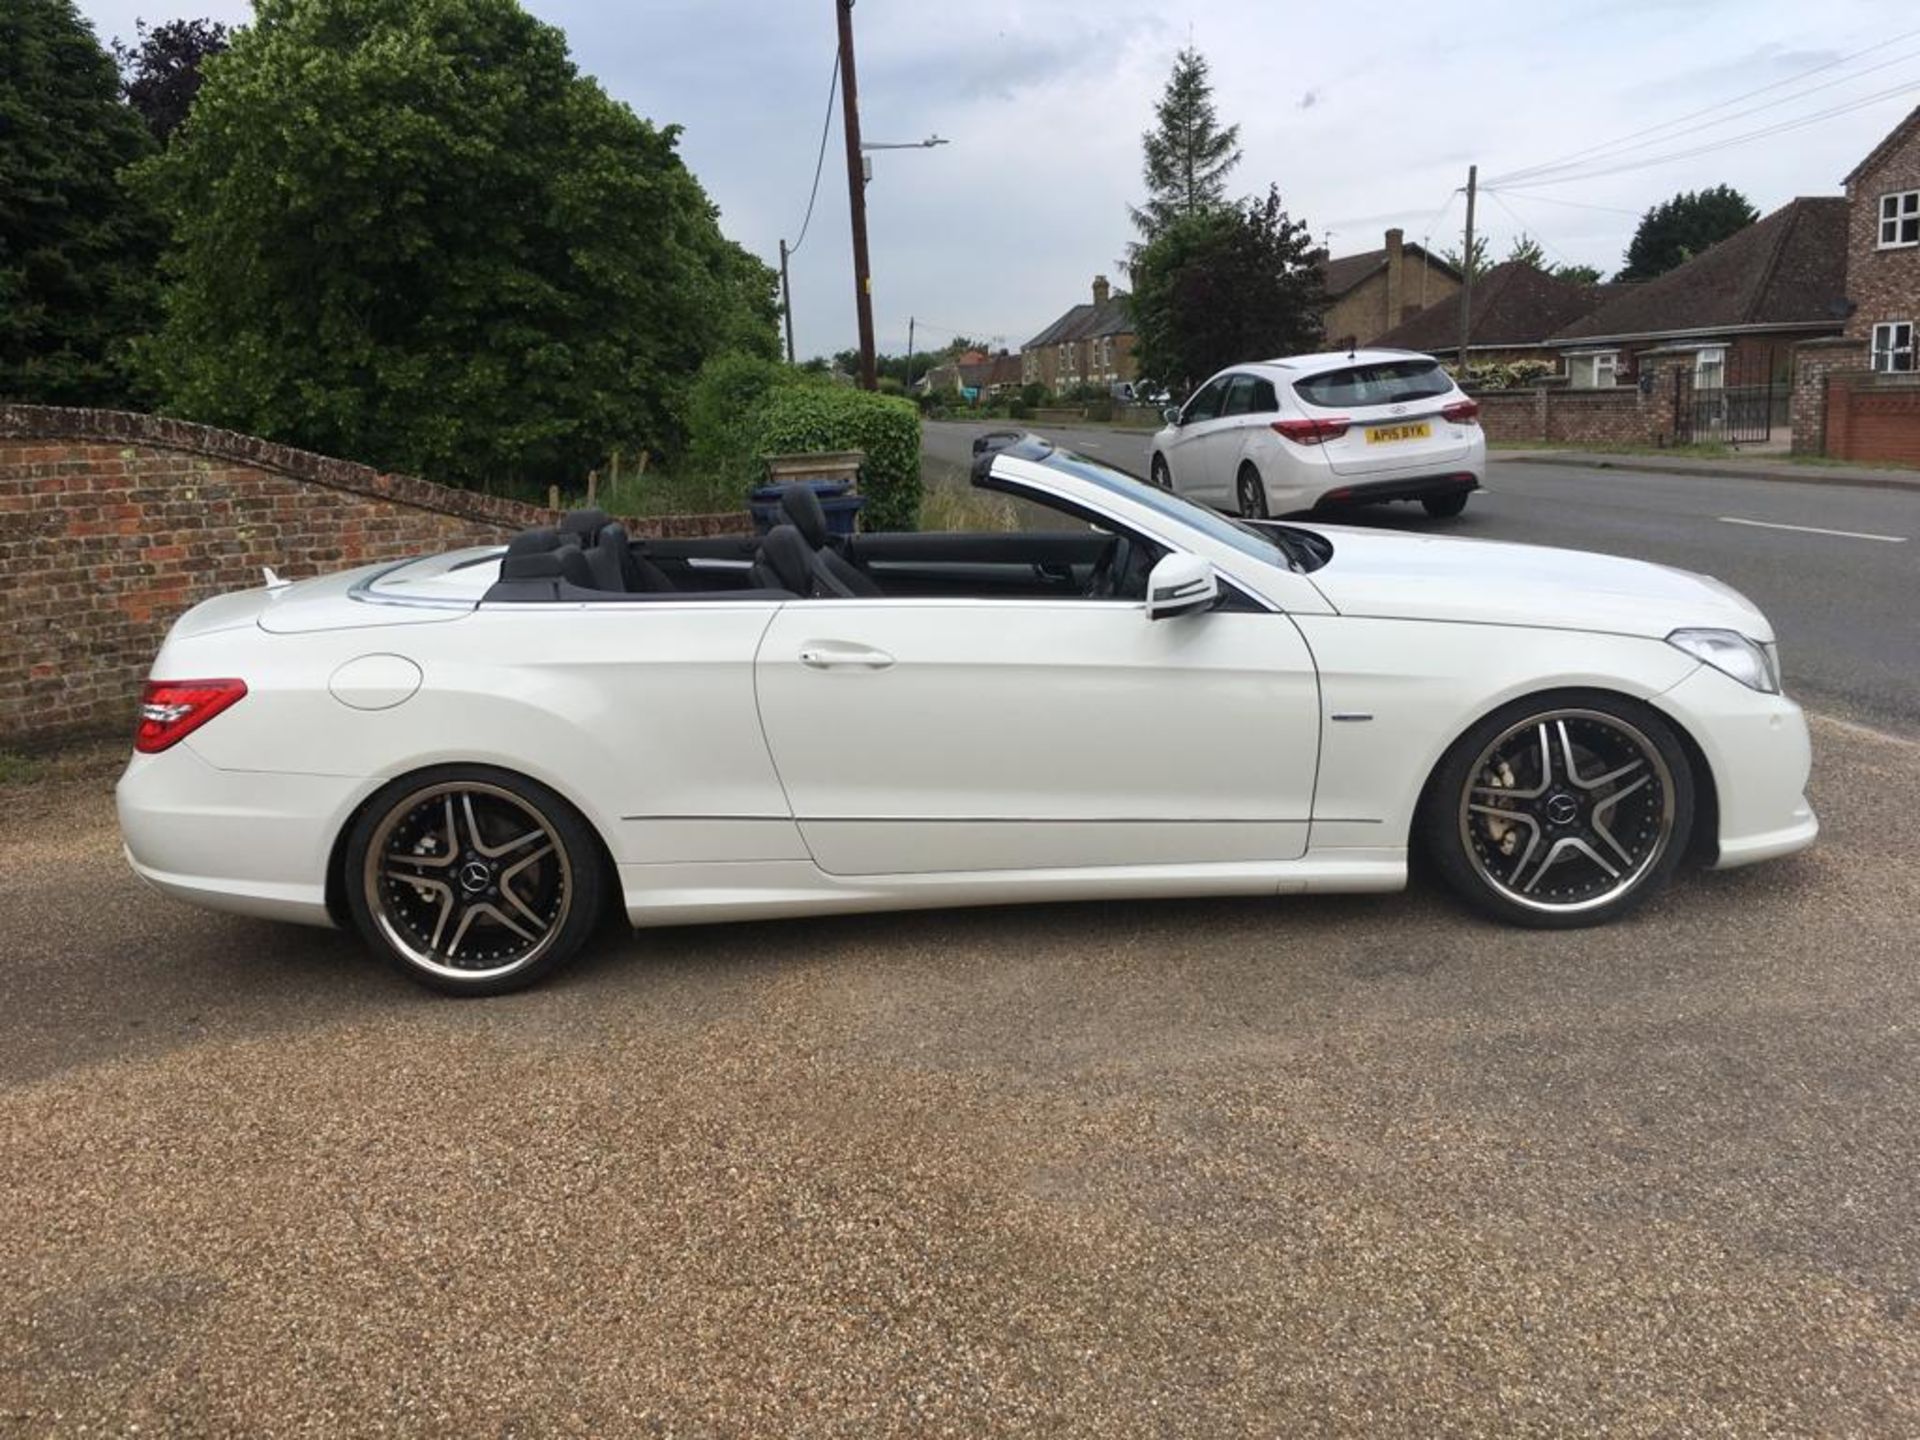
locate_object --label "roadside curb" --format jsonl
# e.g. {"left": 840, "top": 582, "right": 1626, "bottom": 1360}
{"left": 1498, "top": 451, "right": 1920, "bottom": 494}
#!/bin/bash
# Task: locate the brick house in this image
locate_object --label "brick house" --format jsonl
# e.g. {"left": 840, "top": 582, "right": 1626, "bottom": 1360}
{"left": 1841, "top": 104, "right": 1920, "bottom": 371}
{"left": 1370, "top": 261, "right": 1613, "bottom": 372}
{"left": 1021, "top": 276, "right": 1138, "bottom": 392}
{"left": 1548, "top": 196, "right": 1848, "bottom": 391}
{"left": 1317, "top": 228, "right": 1461, "bottom": 348}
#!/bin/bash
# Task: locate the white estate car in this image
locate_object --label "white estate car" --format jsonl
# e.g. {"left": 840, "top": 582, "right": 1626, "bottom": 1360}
{"left": 119, "top": 436, "right": 1815, "bottom": 996}
{"left": 1150, "top": 350, "right": 1487, "bottom": 519}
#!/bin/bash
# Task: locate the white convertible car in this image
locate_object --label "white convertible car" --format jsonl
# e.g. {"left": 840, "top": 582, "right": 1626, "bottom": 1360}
{"left": 119, "top": 435, "right": 1817, "bottom": 995}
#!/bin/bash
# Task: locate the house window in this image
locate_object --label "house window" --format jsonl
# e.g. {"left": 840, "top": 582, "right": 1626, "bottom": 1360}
{"left": 1878, "top": 191, "right": 1920, "bottom": 249}
{"left": 1872, "top": 321, "right": 1915, "bottom": 372}
{"left": 1694, "top": 346, "right": 1726, "bottom": 390}
{"left": 1568, "top": 351, "right": 1618, "bottom": 389}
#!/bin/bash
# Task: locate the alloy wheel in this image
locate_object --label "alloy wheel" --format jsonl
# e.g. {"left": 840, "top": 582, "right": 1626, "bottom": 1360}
{"left": 1151, "top": 455, "right": 1173, "bottom": 490}
{"left": 362, "top": 780, "right": 572, "bottom": 981}
{"left": 1458, "top": 708, "right": 1676, "bottom": 914}
{"left": 1238, "top": 468, "right": 1269, "bottom": 519}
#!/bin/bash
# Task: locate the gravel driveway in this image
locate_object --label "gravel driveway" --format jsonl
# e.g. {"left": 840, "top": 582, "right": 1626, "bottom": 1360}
{"left": 3, "top": 718, "right": 1917, "bottom": 1436}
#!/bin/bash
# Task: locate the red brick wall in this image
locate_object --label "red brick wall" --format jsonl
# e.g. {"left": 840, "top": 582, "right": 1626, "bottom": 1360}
{"left": 1472, "top": 388, "right": 1655, "bottom": 445}
{"left": 1791, "top": 337, "right": 1870, "bottom": 455}
{"left": 0, "top": 406, "right": 745, "bottom": 746}
{"left": 1843, "top": 121, "right": 1920, "bottom": 347}
{"left": 1825, "top": 375, "right": 1920, "bottom": 466}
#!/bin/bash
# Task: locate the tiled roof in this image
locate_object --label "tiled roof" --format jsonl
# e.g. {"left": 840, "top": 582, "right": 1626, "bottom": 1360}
{"left": 1843, "top": 103, "right": 1920, "bottom": 186}
{"left": 1551, "top": 197, "right": 1849, "bottom": 344}
{"left": 1317, "top": 242, "right": 1460, "bottom": 298}
{"left": 1372, "top": 262, "right": 1609, "bottom": 351}
{"left": 1024, "top": 293, "right": 1133, "bottom": 349}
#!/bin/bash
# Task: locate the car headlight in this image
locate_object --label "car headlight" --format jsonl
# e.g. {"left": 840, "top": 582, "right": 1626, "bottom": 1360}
{"left": 1667, "top": 628, "right": 1781, "bottom": 694}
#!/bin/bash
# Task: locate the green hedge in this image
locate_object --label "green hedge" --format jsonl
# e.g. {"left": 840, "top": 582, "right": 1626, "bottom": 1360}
{"left": 683, "top": 351, "right": 787, "bottom": 494}
{"left": 755, "top": 385, "right": 922, "bottom": 531}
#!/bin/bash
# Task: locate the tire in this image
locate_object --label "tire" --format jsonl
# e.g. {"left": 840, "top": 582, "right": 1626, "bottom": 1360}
{"left": 1236, "top": 464, "right": 1270, "bottom": 520}
{"left": 1422, "top": 491, "right": 1470, "bottom": 519}
{"left": 343, "top": 764, "right": 608, "bottom": 995}
{"left": 1150, "top": 454, "right": 1173, "bottom": 490}
{"left": 1420, "top": 690, "right": 1695, "bottom": 929}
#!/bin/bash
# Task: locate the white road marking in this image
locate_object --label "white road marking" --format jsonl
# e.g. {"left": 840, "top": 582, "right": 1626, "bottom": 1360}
{"left": 1717, "top": 516, "right": 1907, "bottom": 543}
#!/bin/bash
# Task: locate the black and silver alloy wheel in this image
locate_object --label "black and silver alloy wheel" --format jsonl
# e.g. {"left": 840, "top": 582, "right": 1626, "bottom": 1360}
{"left": 1237, "top": 464, "right": 1269, "bottom": 520}
{"left": 1424, "top": 692, "right": 1694, "bottom": 928}
{"left": 1150, "top": 454, "right": 1173, "bottom": 490}
{"left": 344, "top": 767, "right": 606, "bottom": 994}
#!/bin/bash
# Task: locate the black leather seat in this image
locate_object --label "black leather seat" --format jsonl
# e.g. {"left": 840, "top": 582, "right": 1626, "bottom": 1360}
{"left": 558, "top": 508, "right": 613, "bottom": 547}
{"left": 749, "top": 525, "right": 817, "bottom": 595}
{"left": 588, "top": 520, "right": 675, "bottom": 593}
{"left": 779, "top": 485, "right": 883, "bottom": 596}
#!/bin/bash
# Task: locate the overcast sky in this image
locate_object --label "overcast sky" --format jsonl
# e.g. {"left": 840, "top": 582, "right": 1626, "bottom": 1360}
{"left": 78, "top": 0, "right": 1920, "bottom": 359}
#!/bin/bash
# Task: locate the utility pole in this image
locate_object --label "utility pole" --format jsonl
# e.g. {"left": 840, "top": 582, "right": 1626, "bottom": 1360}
{"left": 836, "top": 0, "right": 876, "bottom": 390}
{"left": 778, "top": 239, "right": 796, "bottom": 365}
{"left": 1457, "top": 164, "right": 1477, "bottom": 377}
{"left": 905, "top": 316, "right": 915, "bottom": 391}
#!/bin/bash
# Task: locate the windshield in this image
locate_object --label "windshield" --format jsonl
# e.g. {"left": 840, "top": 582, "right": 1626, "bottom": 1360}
{"left": 1009, "top": 445, "right": 1328, "bottom": 573}
{"left": 1295, "top": 358, "right": 1452, "bottom": 409}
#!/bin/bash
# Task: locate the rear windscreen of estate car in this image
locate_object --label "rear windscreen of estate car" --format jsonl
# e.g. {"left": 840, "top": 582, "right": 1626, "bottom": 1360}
{"left": 1294, "top": 360, "right": 1452, "bottom": 409}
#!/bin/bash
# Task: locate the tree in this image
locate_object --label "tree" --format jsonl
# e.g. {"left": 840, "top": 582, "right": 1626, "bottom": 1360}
{"left": 114, "top": 18, "right": 229, "bottom": 143}
{"left": 134, "top": 0, "right": 777, "bottom": 489}
{"left": 1505, "top": 234, "right": 1547, "bottom": 269}
{"left": 1442, "top": 233, "right": 1490, "bottom": 283}
{"left": 1131, "top": 186, "right": 1324, "bottom": 394}
{"left": 1130, "top": 47, "right": 1241, "bottom": 243}
{"left": 0, "top": 0, "right": 160, "bottom": 406}
{"left": 1616, "top": 185, "right": 1757, "bottom": 281}
{"left": 1552, "top": 261, "right": 1604, "bottom": 285}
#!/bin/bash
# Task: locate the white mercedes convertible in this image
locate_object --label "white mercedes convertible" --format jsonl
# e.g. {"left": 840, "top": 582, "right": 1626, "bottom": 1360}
{"left": 119, "top": 435, "right": 1817, "bottom": 995}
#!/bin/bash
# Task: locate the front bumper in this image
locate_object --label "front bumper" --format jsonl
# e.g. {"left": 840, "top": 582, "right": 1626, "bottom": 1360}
{"left": 117, "top": 743, "right": 369, "bottom": 927}
{"left": 1652, "top": 664, "right": 1818, "bottom": 869}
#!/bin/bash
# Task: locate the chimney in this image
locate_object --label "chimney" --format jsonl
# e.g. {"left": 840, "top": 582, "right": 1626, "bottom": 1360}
{"left": 1092, "top": 274, "right": 1111, "bottom": 305}
{"left": 1384, "top": 228, "right": 1404, "bottom": 333}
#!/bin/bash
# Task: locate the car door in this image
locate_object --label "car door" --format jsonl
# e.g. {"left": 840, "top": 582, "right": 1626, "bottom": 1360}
{"left": 1162, "top": 375, "right": 1230, "bottom": 499}
{"left": 751, "top": 587, "right": 1321, "bottom": 878}
{"left": 1205, "top": 374, "right": 1261, "bottom": 497}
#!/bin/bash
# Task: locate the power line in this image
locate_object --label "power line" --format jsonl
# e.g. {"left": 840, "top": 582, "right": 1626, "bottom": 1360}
{"left": 1482, "top": 190, "right": 1639, "bottom": 217}
{"left": 1492, "top": 41, "right": 1920, "bottom": 187}
{"left": 1483, "top": 190, "right": 1579, "bottom": 270}
{"left": 786, "top": 53, "right": 839, "bottom": 255}
{"left": 1487, "top": 22, "right": 1920, "bottom": 187}
{"left": 1492, "top": 79, "right": 1920, "bottom": 189}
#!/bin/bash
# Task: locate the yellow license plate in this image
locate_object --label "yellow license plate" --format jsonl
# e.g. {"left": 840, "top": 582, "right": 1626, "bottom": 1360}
{"left": 1365, "top": 422, "right": 1431, "bottom": 444}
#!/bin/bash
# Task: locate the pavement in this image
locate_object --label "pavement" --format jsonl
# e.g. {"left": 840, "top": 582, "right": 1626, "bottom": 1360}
{"left": 4, "top": 714, "right": 1920, "bottom": 1434}
{"left": 924, "top": 420, "right": 1920, "bottom": 737}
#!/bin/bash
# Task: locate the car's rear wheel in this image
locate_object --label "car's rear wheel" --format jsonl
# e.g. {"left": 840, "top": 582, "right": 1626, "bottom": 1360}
{"left": 1150, "top": 454, "right": 1173, "bottom": 490}
{"left": 1423, "top": 491, "right": 1470, "bottom": 518}
{"left": 1237, "top": 464, "right": 1269, "bottom": 519}
{"left": 1422, "top": 691, "right": 1694, "bottom": 928}
{"left": 343, "top": 765, "right": 607, "bottom": 995}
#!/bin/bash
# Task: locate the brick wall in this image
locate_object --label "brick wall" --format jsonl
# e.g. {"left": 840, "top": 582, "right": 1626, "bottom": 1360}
{"left": 1825, "top": 374, "right": 1920, "bottom": 466}
{"left": 1472, "top": 387, "right": 1655, "bottom": 446}
{"left": 0, "top": 406, "right": 745, "bottom": 746}
{"left": 1843, "top": 120, "right": 1920, "bottom": 348}
{"left": 1791, "top": 337, "right": 1870, "bottom": 455}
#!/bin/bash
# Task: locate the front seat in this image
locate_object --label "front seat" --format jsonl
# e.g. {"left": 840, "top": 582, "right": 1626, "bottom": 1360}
{"left": 779, "top": 485, "right": 883, "bottom": 596}
{"left": 749, "top": 525, "right": 817, "bottom": 595}
{"left": 592, "top": 520, "right": 675, "bottom": 593}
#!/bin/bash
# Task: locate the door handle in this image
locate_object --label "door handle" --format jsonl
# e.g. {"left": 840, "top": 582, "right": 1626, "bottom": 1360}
{"left": 798, "top": 643, "right": 895, "bottom": 670}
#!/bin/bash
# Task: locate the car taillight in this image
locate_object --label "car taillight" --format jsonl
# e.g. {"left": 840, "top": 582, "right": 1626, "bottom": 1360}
{"left": 1272, "top": 417, "right": 1350, "bottom": 445}
{"left": 1440, "top": 399, "right": 1480, "bottom": 424}
{"left": 135, "top": 679, "right": 248, "bottom": 753}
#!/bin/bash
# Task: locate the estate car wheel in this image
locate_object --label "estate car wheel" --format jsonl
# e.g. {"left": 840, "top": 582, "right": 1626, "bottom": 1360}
{"left": 1150, "top": 454, "right": 1173, "bottom": 490}
{"left": 1421, "top": 690, "right": 1695, "bottom": 929}
{"left": 1423, "top": 491, "right": 1470, "bottom": 519}
{"left": 1237, "top": 464, "right": 1270, "bottom": 520}
{"left": 343, "top": 765, "right": 607, "bottom": 995}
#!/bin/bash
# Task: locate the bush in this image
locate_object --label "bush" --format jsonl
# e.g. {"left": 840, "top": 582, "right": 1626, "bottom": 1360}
{"left": 1019, "top": 382, "right": 1048, "bottom": 409}
{"left": 683, "top": 351, "right": 788, "bottom": 497}
{"left": 756, "top": 385, "right": 922, "bottom": 531}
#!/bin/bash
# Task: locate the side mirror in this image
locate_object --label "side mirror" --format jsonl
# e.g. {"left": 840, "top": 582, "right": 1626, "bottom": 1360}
{"left": 1144, "top": 552, "right": 1218, "bottom": 620}
{"left": 1162, "top": 406, "right": 1183, "bottom": 426}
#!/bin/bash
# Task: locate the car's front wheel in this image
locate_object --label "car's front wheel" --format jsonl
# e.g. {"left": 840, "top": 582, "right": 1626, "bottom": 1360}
{"left": 1422, "top": 691, "right": 1694, "bottom": 928}
{"left": 1236, "top": 464, "right": 1270, "bottom": 519}
{"left": 343, "top": 765, "right": 608, "bottom": 995}
{"left": 1150, "top": 453, "right": 1173, "bottom": 490}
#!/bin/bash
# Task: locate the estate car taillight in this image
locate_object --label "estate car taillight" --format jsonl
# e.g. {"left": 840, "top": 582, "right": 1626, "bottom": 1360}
{"left": 135, "top": 678, "right": 248, "bottom": 753}
{"left": 1271, "top": 417, "right": 1351, "bottom": 445}
{"left": 1440, "top": 398, "right": 1481, "bottom": 424}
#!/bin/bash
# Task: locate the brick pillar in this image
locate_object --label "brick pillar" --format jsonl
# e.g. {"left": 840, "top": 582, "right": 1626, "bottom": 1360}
{"left": 1637, "top": 349, "right": 1700, "bottom": 447}
{"left": 1790, "top": 336, "right": 1869, "bottom": 456}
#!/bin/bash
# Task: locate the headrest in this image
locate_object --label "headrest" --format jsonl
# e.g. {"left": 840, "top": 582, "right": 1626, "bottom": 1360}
{"left": 501, "top": 540, "right": 593, "bottom": 583}
{"left": 779, "top": 484, "right": 830, "bottom": 548}
{"left": 756, "top": 525, "right": 815, "bottom": 594}
{"left": 558, "top": 508, "right": 613, "bottom": 544}
{"left": 505, "top": 526, "right": 563, "bottom": 556}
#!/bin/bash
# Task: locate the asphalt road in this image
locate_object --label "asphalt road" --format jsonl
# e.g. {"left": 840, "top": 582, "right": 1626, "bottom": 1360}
{"left": 4, "top": 722, "right": 1919, "bottom": 1435}
{"left": 924, "top": 420, "right": 1920, "bottom": 735}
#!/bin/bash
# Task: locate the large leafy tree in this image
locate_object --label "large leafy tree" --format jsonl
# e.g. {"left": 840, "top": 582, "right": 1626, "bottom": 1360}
{"left": 0, "top": 0, "right": 160, "bottom": 406}
{"left": 135, "top": 0, "right": 777, "bottom": 488}
{"left": 114, "top": 18, "right": 230, "bottom": 144}
{"left": 1132, "top": 186, "right": 1324, "bottom": 394}
{"left": 1616, "top": 185, "right": 1757, "bottom": 281}
{"left": 1131, "top": 46, "right": 1241, "bottom": 243}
